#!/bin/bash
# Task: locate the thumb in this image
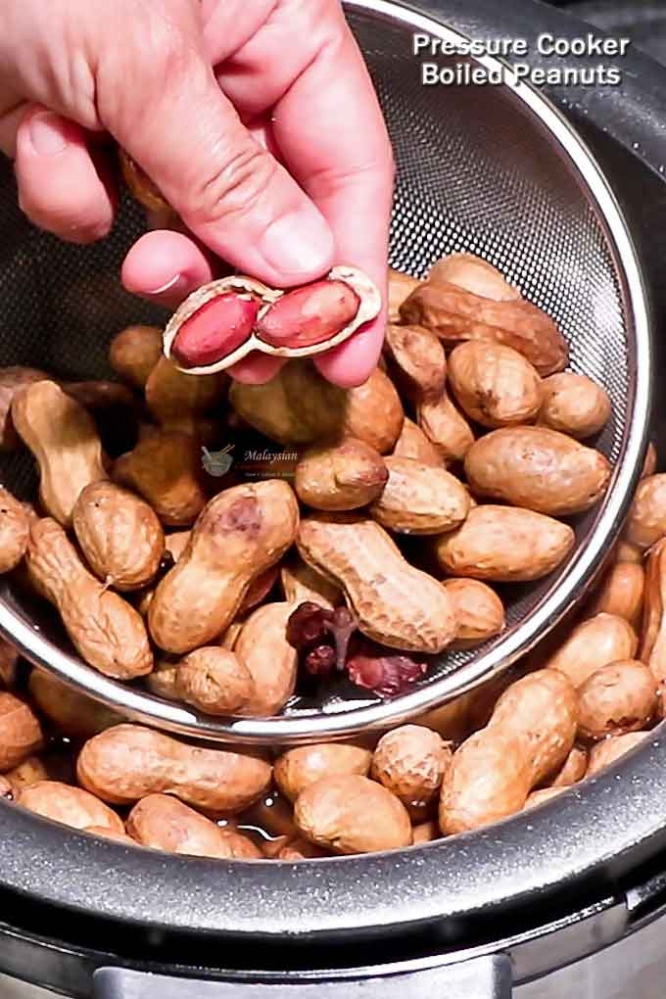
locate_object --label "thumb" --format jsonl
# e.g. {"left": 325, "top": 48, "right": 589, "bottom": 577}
{"left": 102, "top": 36, "right": 335, "bottom": 287}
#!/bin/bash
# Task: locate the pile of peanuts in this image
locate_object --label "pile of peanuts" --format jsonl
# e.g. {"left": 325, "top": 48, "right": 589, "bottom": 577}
{"left": 0, "top": 249, "right": 655, "bottom": 861}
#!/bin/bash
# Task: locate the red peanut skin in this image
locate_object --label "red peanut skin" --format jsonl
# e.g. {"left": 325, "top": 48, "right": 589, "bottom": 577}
{"left": 256, "top": 281, "right": 360, "bottom": 348}
{"left": 172, "top": 294, "right": 259, "bottom": 368}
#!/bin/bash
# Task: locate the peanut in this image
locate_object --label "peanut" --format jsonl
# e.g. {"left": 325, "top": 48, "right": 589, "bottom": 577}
{"left": 383, "top": 323, "right": 447, "bottom": 401}
{"left": 577, "top": 660, "right": 657, "bottom": 741}
{"left": 586, "top": 732, "right": 648, "bottom": 776}
{"left": 416, "top": 693, "right": 472, "bottom": 744}
{"left": 0, "top": 366, "right": 48, "bottom": 451}
{"left": 545, "top": 612, "right": 638, "bottom": 687}
{"left": 371, "top": 726, "right": 452, "bottom": 814}
{"left": 171, "top": 293, "right": 260, "bottom": 368}
{"left": 77, "top": 724, "right": 272, "bottom": 812}
{"left": 0, "top": 691, "right": 43, "bottom": 771}
{"left": 114, "top": 431, "right": 208, "bottom": 527}
{"left": 18, "top": 780, "right": 124, "bottom": 834}
{"left": 588, "top": 561, "right": 645, "bottom": 628}
{"left": 11, "top": 381, "right": 107, "bottom": 526}
{"left": 434, "top": 504, "right": 574, "bottom": 582}
{"left": 392, "top": 418, "right": 443, "bottom": 467}
{"left": 464, "top": 426, "right": 611, "bottom": 516}
{"left": 277, "top": 837, "right": 329, "bottom": 860}
{"left": 428, "top": 253, "right": 521, "bottom": 301}
{"left": 148, "top": 648, "right": 255, "bottom": 716}
{"left": 73, "top": 481, "right": 164, "bottom": 591}
{"left": 523, "top": 787, "right": 566, "bottom": 811}
{"left": 294, "top": 774, "right": 412, "bottom": 854}
{"left": 624, "top": 474, "right": 666, "bottom": 550}
{"left": 149, "top": 482, "right": 298, "bottom": 654}
{"left": 109, "top": 325, "right": 163, "bottom": 389}
{"left": 297, "top": 513, "right": 457, "bottom": 653}
{"left": 548, "top": 745, "right": 588, "bottom": 787}
{"left": 145, "top": 356, "right": 226, "bottom": 425}
{"left": 280, "top": 559, "right": 341, "bottom": 610}
{"left": 369, "top": 457, "right": 470, "bottom": 535}
{"left": 85, "top": 826, "right": 138, "bottom": 845}
{"left": 400, "top": 281, "right": 568, "bottom": 376}
{"left": 642, "top": 442, "right": 658, "bottom": 479}
{"left": 127, "top": 794, "right": 262, "bottom": 859}
{"left": 238, "top": 565, "right": 279, "bottom": 615}
{"left": 26, "top": 518, "right": 153, "bottom": 679}
{"left": 639, "top": 536, "right": 666, "bottom": 686}
{"left": 0, "top": 638, "right": 18, "bottom": 688}
{"left": 137, "top": 529, "right": 191, "bottom": 616}
{"left": 62, "top": 380, "right": 137, "bottom": 415}
{"left": 441, "top": 578, "right": 505, "bottom": 646}
{"left": 234, "top": 603, "right": 298, "bottom": 716}
{"left": 229, "top": 370, "right": 317, "bottom": 446}
{"left": 5, "top": 755, "right": 48, "bottom": 793}
{"left": 388, "top": 268, "right": 421, "bottom": 323}
{"left": 275, "top": 743, "right": 372, "bottom": 803}
{"left": 448, "top": 341, "right": 542, "bottom": 428}
{"left": 295, "top": 439, "right": 388, "bottom": 511}
{"left": 0, "top": 486, "right": 31, "bottom": 573}
{"left": 28, "top": 669, "right": 122, "bottom": 738}
{"left": 538, "top": 372, "right": 611, "bottom": 439}
{"left": 244, "top": 790, "right": 299, "bottom": 842}
{"left": 416, "top": 391, "right": 474, "bottom": 463}
{"left": 411, "top": 819, "right": 440, "bottom": 844}
{"left": 256, "top": 280, "right": 360, "bottom": 348}
{"left": 614, "top": 540, "right": 643, "bottom": 565}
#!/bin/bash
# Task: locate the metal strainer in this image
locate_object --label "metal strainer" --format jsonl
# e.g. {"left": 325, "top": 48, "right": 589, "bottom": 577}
{"left": 0, "top": 0, "right": 652, "bottom": 745}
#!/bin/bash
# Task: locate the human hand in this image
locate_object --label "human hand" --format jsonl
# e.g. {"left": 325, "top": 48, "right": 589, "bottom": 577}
{"left": 0, "top": 0, "right": 394, "bottom": 385}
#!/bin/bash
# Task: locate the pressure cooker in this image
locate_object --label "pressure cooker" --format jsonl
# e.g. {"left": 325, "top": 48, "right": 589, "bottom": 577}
{"left": 3, "top": 0, "right": 666, "bottom": 996}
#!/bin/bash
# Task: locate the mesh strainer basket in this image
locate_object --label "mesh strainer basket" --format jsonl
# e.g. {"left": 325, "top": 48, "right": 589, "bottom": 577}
{"left": 0, "top": 0, "right": 652, "bottom": 745}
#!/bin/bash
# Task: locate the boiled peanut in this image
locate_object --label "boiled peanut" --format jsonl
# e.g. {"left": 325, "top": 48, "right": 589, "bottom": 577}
{"left": 0, "top": 638, "right": 18, "bottom": 688}
{"left": 27, "top": 518, "right": 153, "bottom": 679}
{"left": 370, "top": 457, "right": 470, "bottom": 535}
{"left": 523, "top": 787, "right": 566, "bottom": 811}
{"left": 277, "top": 837, "right": 329, "bottom": 860}
{"left": 113, "top": 431, "right": 207, "bottom": 527}
{"left": 392, "top": 418, "right": 443, "bottom": 467}
{"left": 84, "top": 826, "right": 138, "bottom": 845}
{"left": 219, "top": 621, "right": 244, "bottom": 651}
{"left": 0, "top": 692, "right": 43, "bottom": 771}
{"left": 244, "top": 790, "right": 299, "bottom": 842}
{"left": 137, "top": 529, "right": 191, "bottom": 616}
{"left": 448, "top": 341, "right": 542, "bottom": 428}
{"left": 145, "top": 356, "right": 226, "bottom": 425}
{"left": 11, "top": 381, "right": 107, "bottom": 526}
{"left": 641, "top": 536, "right": 666, "bottom": 686}
{"left": 108, "top": 326, "right": 164, "bottom": 388}
{"left": 0, "top": 366, "right": 48, "bottom": 451}
{"left": 371, "top": 726, "right": 452, "bottom": 813}
{"left": 150, "top": 482, "right": 298, "bottom": 655}
{"left": 400, "top": 281, "right": 568, "bottom": 376}
{"left": 388, "top": 268, "right": 421, "bottom": 323}
{"left": 229, "top": 370, "right": 317, "bottom": 446}
{"left": 465, "top": 671, "right": 520, "bottom": 732}
{"left": 586, "top": 732, "right": 648, "bottom": 776}
{"left": 0, "top": 486, "right": 31, "bottom": 573}
{"left": 5, "top": 756, "right": 49, "bottom": 794}
{"left": 416, "top": 391, "right": 474, "bottom": 463}
{"left": 297, "top": 514, "right": 457, "bottom": 653}
{"left": 441, "top": 578, "right": 505, "bottom": 646}
{"left": 545, "top": 612, "right": 637, "bottom": 688}
{"left": 642, "top": 442, "right": 658, "bottom": 479}
{"left": 275, "top": 743, "right": 372, "bottom": 803}
{"left": 464, "top": 426, "right": 611, "bottom": 516}
{"left": 384, "top": 324, "right": 447, "bottom": 401}
{"left": 538, "top": 372, "right": 611, "bottom": 439}
{"left": 411, "top": 819, "right": 440, "bottom": 844}
{"left": 149, "top": 648, "right": 255, "bottom": 716}
{"left": 73, "top": 481, "right": 164, "bottom": 591}
{"left": 18, "top": 781, "right": 124, "bottom": 834}
{"left": 280, "top": 559, "right": 341, "bottom": 610}
{"left": 28, "top": 669, "right": 123, "bottom": 739}
{"left": 624, "top": 474, "right": 666, "bottom": 550}
{"left": 295, "top": 439, "right": 388, "bottom": 511}
{"left": 62, "top": 380, "right": 137, "bottom": 415}
{"left": 588, "top": 561, "right": 644, "bottom": 628}
{"left": 234, "top": 603, "right": 298, "bottom": 716}
{"left": 614, "top": 540, "right": 643, "bottom": 565}
{"left": 434, "top": 505, "right": 574, "bottom": 582}
{"left": 238, "top": 565, "right": 279, "bottom": 615}
{"left": 77, "top": 724, "right": 272, "bottom": 812}
{"left": 127, "top": 794, "right": 262, "bottom": 859}
{"left": 294, "top": 775, "right": 412, "bottom": 854}
{"left": 547, "top": 745, "right": 588, "bottom": 787}
{"left": 428, "top": 253, "right": 521, "bottom": 301}
{"left": 416, "top": 693, "right": 472, "bottom": 744}
{"left": 577, "top": 660, "right": 657, "bottom": 741}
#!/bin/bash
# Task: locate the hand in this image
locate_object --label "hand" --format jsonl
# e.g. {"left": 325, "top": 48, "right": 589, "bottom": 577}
{"left": 0, "top": 0, "right": 394, "bottom": 385}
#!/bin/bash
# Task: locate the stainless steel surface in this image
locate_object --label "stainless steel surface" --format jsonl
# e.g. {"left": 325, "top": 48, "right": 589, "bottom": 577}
{"left": 0, "top": 0, "right": 652, "bottom": 745}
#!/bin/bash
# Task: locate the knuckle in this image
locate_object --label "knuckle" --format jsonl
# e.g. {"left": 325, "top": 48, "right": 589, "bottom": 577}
{"left": 185, "top": 141, "right": 280, "bottom": 229}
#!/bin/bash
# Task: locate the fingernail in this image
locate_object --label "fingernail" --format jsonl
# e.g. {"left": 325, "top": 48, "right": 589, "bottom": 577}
{"left": 28, "top": 113, "right": 68, "bottom": 156}
{"left": 144, "top": 273, "right": 186, "bottom": 297}
{"left": 259, "top": 208, "right": 335, "bottom": 278}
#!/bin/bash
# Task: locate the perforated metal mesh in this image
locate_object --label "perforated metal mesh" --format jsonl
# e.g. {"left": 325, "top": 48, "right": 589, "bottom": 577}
{"left": 0, "top": 6, "right": 650, "bottom": 741}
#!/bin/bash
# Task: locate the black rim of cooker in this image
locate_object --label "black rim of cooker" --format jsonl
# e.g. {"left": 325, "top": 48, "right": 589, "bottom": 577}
{"left": 2, "top": 0, "right": 666, "bottom": 947}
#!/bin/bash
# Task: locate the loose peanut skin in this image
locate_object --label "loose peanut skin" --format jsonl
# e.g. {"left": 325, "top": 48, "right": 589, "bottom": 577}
{"left": 109, "top": 325, "right": 163, "bottom": 389}
{"left": 18, "top": 780, "right": 124, "bottom": 833}
{"left": 464, "top": 426, "right": 611, "bottom": 516}
{"left": 586, "top": 732, "right": 648, "bottom": 776}
{"left": 441, "top": 578, "right": 505, "bottom": 647}
{"left": 275, "top": 743, "right": 372, "bottom": 803}
{"left": 371, "top": 726, "right": 452, "bottom": 813}
{"left": 434, "top": 505, "right": 574, "bottom": 583}
{"left": 149, "top": 482, "right": 299, "bottom": 655}
{"left": 577, "top": 660, "right": 657, "bottom": 741}
{"left": 77, "top": 724, "right": 272, "bottom": 812}
{"left": 370, "top": 457, "right": 470, "bottom": 535}
{"left": 588, "top": 561, "right": 645, "bottom": 628}
{"left": 384, "top": 324, "right": 447, "bottom": 401}
{"left": 73, "top": 482, "right": 164, "bottom": 591}
{"left": 392, "top": 418, "right": 443, "bottom": 467}
{"left": 295, "top": 775, "right": 412, "bottom": 854}
{"left": 0, "top": 486, "right": 31, "bottom": 574}
{"left": 11, "top": 381, "right": 107, "bottom": 526}
{"left": 545, "top": 613, "right": 637, "bottom": 688}
{"left": 448, "top": 341, "right": 542, "bottom": 428}
{"left": 113, "top": 432, "right": 207, "bottom": 527}
{"left": 127, "top": 794, "right": 262, "bottom": 859}
{"left": 624, "top": 474, "right": 666, "bottom": 550}
{"left": 295, "top": 439, "right": 388, "bottom": 511}
{"left": 234, "top": 602, "right": 298, "bottom": 716}
{"left": 27, "top": 519, "right": 153, "bottom": 680}
{"left": 297, "top": 514, "right": 458, "bottom": 654}
{"left": 538, "top": 372, "right": 611, "bottom": 439}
